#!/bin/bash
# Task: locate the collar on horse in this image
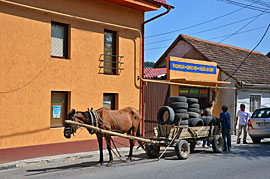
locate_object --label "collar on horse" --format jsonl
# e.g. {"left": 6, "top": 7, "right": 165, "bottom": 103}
{"left": 87, "top": 108, "right": 110, "bottom": 134}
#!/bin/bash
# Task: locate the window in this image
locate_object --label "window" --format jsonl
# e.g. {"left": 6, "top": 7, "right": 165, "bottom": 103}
{"left": 104, "top": 29, "right": 117, "bottom": 74}
{"left": 250, "top": 95, "right": 261, "bottom": 112}
{"left": 103, "top": 93, "right": 118, "bottom": 110}
{"left": 51, "top": 91, "right": 69, "bottom": 127}
{"left": 51, "top": 21, "right": 68, "bottom": 59}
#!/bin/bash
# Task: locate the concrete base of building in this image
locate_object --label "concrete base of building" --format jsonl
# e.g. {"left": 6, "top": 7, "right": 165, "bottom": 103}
{"left": 0, "top": 137, "right": 132, "bottom": 164}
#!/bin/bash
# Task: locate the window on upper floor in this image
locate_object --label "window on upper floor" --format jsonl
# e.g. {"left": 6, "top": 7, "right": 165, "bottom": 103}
{"left": 51, "top": 21, "right": 69, "bottom": 59}
{"left": 104, "top": 29, "right": 117, "bottom": 75}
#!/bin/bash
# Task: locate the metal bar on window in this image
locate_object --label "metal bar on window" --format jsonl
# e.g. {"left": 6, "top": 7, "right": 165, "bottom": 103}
{"left": 99, "top": 60, "right": 124, "bottom": 64}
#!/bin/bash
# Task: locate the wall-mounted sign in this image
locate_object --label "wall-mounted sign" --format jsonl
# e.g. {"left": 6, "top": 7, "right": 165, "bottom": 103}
{"left": 179, "top": 87, "right": 208, "bottom": 97}
{"left": 53, "top": 105, "right": 61, "bottom": 119}
{"left": 170, "top": 60, "right": 216, "bottom": 74}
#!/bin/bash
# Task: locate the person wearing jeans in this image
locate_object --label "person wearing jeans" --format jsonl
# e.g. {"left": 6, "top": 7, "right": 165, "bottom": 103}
{"left": 220, "top": 105, "right": 231, "bottom": 151}
{"left": 235, "top": 104, "right": 251, "bottom": 144}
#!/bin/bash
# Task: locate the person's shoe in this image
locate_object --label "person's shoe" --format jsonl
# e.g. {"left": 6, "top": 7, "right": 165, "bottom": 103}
{"left": 228, "top": 148, "right": 231, "bottom": 152}
{"left": 243, "top": 141, "right": 248, "bottom": 144}
{"left": 237, "top": 140, "right": 240, "bottom": 144}
{"left": 223, "top": 148, "right": 227, "bottom": 152}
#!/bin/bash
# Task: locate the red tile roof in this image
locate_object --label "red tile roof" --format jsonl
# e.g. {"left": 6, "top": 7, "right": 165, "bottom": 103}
{"left": 155, "top": 34, "right": 270, "bottom": 85}
{"left": 144, "top": 67, "right": 167, "bottom": 79}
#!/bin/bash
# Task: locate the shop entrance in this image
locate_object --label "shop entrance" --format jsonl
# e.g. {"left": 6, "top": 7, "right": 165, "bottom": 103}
{"left": 179, "top": 87, "right": 209, "bottom": 110}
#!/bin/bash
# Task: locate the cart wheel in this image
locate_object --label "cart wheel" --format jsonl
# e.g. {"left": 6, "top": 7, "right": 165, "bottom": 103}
{"left": 145, "top": 143, "right": 160, "bottom": 158}
{"left": 175, "top": 140, "right": 190, "bottom": 160}
{"left": 212, "top": 135, "right": 224, "bottom": 153}
{"left": 190, "top": 141, "right": 196, "bottom": 153}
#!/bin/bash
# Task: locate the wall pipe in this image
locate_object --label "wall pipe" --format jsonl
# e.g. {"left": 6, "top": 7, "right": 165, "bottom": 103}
{"left": 141, "top": 4, "right": 174, "bottom": 136}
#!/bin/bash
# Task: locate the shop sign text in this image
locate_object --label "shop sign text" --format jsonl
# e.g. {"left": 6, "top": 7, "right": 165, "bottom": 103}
{"left": 170, "top": 61, "right": 216, "bottom": 74}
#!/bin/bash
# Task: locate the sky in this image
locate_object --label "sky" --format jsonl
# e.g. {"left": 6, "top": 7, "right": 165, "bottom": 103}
{"left": 144, "top": 0, "right": 270, "bottom": 62}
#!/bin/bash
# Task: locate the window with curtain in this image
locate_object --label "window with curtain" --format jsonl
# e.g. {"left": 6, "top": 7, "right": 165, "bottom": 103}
{"left": 103, "top": 93, "right": 118, "bottom": 110}
{"left": 104, "top": 29, "right": 117, "bottom": 74}
{"left": 51, "top": 21, "right": 68, "bottom": 59}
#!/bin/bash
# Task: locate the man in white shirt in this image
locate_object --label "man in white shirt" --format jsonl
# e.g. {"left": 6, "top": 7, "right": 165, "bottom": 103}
{"left": 235, "top": 104, "right": 251, "bottom": 144}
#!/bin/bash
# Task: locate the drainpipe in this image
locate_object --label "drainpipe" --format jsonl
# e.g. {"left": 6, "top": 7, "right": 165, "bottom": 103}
{"left": 141, "top": 4, "right": 173, "bottom": 136}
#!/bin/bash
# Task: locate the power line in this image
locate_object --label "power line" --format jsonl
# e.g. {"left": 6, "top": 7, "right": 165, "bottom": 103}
{"left": 224, "top": 24, "right": 270, "bottom": 81}
{"left": 145, "top": 1, "right": 258, "bottom": 38}
{"left": 220, "top": 0, "right": 270, "bottom": 13}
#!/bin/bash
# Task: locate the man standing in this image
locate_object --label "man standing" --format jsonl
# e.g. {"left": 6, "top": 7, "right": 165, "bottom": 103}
{"left": 235, "top": 104, "right": 251, "bottom": 144}
{"left": 220, "top": 105, "right": 231, "bottom": 151}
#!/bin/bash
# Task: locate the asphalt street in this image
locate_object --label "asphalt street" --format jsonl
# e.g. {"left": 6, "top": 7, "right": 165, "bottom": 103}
{"left": 1, "top": 136, "right": 270, "bottom": 179}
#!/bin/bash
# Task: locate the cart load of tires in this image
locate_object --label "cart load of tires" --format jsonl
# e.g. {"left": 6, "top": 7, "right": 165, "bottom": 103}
{"left": 157, "top": 96, "right": 219, "bottom": 127}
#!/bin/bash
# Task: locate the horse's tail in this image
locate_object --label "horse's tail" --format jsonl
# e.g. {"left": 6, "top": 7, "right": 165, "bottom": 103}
{"left": 136, "top": 123, "right": 145, "bottom": 149}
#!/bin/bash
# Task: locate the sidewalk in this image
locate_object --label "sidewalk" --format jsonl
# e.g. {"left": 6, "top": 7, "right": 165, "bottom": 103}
{"left": 0, "top": 134, "right": 253, "bottom": 171}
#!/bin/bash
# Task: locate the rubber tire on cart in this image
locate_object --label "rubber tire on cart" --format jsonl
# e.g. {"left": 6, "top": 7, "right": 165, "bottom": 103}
{"left": 145, "top": 143, "right": 160, "bottom": 158}
{"left": 157, "top": 106, "right": 175, "bottom": 125}
{"left": 189, "top": 103, "right": 200, "bottom": 109}
{"left": 202, "top": 116, "right": 214, "bottom": 126}
{"left": 175, "top": 140, "right": 190, "bottom": 160}
{"left": 168, "top": 96, "right": 187, "bottom": 103}
{"left": 251, "top": 137, "right": 262, "bottom": 144}
{"left": 188, "top": 112, "right": 201, "bottom": 118}
{"left": 174, "top": 109, "right": 188, "bottom": 113}
{"left": 187, "top": 98, "right": 199, "bottom": 104}
{"left": 175, "top": 113, "right": 189, "bottom": 120}
{"left": 188, "top": 108, "right": 201, "bottom": 113}
{"left": 188, "top": 118, "right": 204, "bottom": 127}
{"left": 212, "top": 135, "right": 224, "bottom": 153}
{"left": 170, "top": 102, "right": 188, "bottom": 109}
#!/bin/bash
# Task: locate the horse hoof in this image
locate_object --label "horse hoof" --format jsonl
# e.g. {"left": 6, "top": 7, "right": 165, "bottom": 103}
{"left": 95, "top": 162, "right": 103, "bottom": 167}
{"left": 107, "top": 162, "right": 113, "bottom": 167}
{"left": 125, "top": 158, "right": 132, "bottom": 163}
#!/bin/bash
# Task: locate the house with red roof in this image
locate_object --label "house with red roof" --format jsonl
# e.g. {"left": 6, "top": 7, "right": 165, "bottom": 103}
{"left": 145, "top": 34, "right": 270, "bottom": 134}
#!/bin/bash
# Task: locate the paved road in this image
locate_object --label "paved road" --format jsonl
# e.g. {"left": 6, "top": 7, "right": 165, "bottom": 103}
{"left": 1, "top": 138, "right": 270, "bottom": 179}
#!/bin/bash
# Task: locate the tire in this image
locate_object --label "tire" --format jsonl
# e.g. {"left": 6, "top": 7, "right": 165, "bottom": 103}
{"left": 188, "top": 112, "right": 201, "bottom": 118}
{"left": 168, "top": 96, "right": 187, "bottom": 103}
{"left": 174, "top": 109, "right": 188, "bottom": 113}
{"left": 212, "top": 135, "right": 224, "bottom": 153}
{"left": 157, "top": 106, "right": 175, "bottom": 125}
{"left": 173, "top": 116, "right": 189, "bottom": 125}
{"left": 251, "top": 137, "right": 262, "bottom": 144}
{"left": 202, "top": 116, "right": 214, "bottom": 126}
{"left": 189, "top": 103, "right": 200, "bottom": 109}
{"left": 170, "top": 102, "right": 188, "bottom": 109}
{"left": 187, "top": 98, "right": 199, "bottom": 104}
{"left": 175, "top": 113, "right": 189, "bottom": 120}
{"left": 145, "top": 143, "right": 160, "bottom": 158}
{"left": 188, "top": 108, "right": 200, "bottom": 113}
{"left": 175, "top": 140, "right": 190, "bottom": 160}
{"left": 188, "top": 118, "right": 204, "bottom": 127}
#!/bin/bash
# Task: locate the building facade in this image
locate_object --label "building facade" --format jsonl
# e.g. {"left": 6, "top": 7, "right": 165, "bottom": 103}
{"left": 0, "top": 0, "right": 167, "bottom": 163}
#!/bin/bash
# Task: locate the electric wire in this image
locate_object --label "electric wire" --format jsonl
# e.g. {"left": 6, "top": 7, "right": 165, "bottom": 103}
{"left": 224, "top": 24, "right": 270, "bottom": 81}
{"left": 145, "top": 1, "right": 258, "bottom": 38}
{"left": 220, "top": 0, "right": 270, "bottom": 13}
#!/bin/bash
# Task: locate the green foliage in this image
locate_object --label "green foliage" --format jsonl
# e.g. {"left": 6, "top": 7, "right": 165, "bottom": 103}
{"left": 144, "top": 62, "right": 155, "bottom": 68}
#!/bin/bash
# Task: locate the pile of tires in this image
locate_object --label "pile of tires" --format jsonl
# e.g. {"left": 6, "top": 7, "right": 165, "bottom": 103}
{"left": 187, "top": 98, "right": 204, "bottom": 127}
{"left": 168, "top": 96, "right": 189, "bottom": 127}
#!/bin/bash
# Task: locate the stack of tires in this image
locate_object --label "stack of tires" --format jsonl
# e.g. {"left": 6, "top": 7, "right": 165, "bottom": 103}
{"left": 168, "top": 96, "right": 189, "bottom": 127}
{"left": 187, "top": 98, "right": 204, "bottom": 127}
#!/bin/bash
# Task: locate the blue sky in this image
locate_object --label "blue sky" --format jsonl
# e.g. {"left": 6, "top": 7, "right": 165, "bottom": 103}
{"left": 144, "top": 0, "right": 270, "bottom": 62}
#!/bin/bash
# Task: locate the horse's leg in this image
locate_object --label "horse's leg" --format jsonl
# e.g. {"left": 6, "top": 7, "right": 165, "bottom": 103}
{"left": 126, "top": 128, "right": 136, "bottom": 162}
{"left": 105, "top": 135, "right": 113, "bottom": 167}
{"left": 96, "top": 133, "right": 104, "bottom": 166}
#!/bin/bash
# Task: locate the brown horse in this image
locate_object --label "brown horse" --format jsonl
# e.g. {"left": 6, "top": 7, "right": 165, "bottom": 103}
{"left": 64, "top": 107, "right": 142, "bottom": 166}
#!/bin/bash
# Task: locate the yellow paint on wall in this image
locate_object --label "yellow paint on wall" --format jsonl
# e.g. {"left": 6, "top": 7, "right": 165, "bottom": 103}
{"left": 0, "top": 0, "right": 146, "bottom": 149}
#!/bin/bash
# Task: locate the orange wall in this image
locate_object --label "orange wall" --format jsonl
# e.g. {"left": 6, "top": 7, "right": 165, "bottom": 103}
{"left": 0, "top": 0, "right": 146, "bottom": 149}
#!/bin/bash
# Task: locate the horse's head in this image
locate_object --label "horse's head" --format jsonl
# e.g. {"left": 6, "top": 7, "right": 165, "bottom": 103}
{"left": 64, "top": 109, "right": 78, "bottom": 139}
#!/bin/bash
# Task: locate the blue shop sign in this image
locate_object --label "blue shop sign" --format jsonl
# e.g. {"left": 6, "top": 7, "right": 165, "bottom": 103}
{"left": 170, "top": 61, "right": 216, "bottom": 74}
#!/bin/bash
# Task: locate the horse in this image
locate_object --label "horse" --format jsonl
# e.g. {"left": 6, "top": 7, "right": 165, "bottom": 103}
{"left": 63, "top": 107, "right": 142, "bottom": 166}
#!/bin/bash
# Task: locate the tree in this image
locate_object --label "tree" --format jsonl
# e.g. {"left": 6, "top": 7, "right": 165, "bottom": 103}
{"left": 144, "top": 62, "right": 155, "bottom": 68}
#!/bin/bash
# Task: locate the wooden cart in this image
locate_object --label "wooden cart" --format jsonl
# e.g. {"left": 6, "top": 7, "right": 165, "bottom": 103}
{"left": 65, "top": 120, "right": 223, "bottom": 160}
{"left": 144, "top": 124, "right": 223, "bottom": 160}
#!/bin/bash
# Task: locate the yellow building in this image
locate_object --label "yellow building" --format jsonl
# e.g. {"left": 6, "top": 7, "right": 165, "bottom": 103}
{"left": 0, "top": 0, "right": 170, "bottom": 163}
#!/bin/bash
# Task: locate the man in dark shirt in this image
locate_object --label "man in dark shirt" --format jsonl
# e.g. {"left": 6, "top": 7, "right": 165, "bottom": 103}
{"left": 220, "top": 105, "right": 231, "bottom": 152}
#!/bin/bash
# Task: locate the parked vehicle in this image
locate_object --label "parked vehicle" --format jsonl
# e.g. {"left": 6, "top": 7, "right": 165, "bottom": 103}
{"left": 248, "top": 108, "right": 270, "bottom": 143}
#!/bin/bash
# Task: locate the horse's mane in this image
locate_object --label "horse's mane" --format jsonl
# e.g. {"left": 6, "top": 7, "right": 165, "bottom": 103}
{"left": 96, "top": 107, "right": 107, "bottom": 112}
